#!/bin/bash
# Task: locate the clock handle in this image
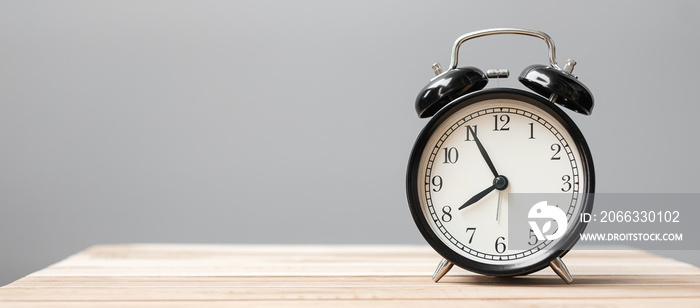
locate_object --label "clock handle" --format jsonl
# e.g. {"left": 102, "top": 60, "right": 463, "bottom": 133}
{"left": 443, "top": 28, "right": 561, "bottom": 73}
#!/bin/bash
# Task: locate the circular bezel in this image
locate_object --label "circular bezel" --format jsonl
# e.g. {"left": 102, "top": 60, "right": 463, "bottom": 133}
{"left": 406, "top": 88, "right": 595, "bottom": 276}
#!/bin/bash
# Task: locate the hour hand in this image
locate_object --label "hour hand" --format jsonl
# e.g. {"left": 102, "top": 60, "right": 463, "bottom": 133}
{"left": 459, "top": 176, "right": 508, "bottom": 210}
{"left": 459, "top": 184, "right": 496, "bottom": 210}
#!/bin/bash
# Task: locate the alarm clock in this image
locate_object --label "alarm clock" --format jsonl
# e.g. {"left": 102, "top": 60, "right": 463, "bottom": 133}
{"left": 406, "top": 28, "right": 595, "bottom": 284}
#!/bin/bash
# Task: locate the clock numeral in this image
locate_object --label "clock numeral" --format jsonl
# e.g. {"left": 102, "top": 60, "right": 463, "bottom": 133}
{"left": 442, "top": 147, "right": 459, "bottom": 164}
{"left": 441, "top": 206, "right": 452, "bottom": 222}
{"left": 550, "top": 143, "right": 562, "bottom": 160}
{"left": 561, "top": 175, "right": 572, "bottom": 192}
{"left": 465, "top": 125, "right": 477, "bottom": 141}
{"left": 431, "top": 175, "right": 443, "bottom": 192}
{"left": 465, "top": 227, "right": 476, "bottom": 244}
{"left": 528, "top": 122, "right": 535, "bottom": 139}
{"left": 495, "top": 236, "right": 507, "bottom": 254}
{"left": 493, "top": 114, "right": 510, "bottom": 131}
{"left": 528, "top": 229, "right": 539, "bottom": 246}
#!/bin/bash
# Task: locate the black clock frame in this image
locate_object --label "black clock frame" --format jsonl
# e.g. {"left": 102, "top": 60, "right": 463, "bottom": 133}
{"left": 406, "top": 88, "right": 595, "bottom": 277}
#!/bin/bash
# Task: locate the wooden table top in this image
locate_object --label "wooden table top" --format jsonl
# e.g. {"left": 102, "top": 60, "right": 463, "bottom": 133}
{"left": 1, "top": 244, "right": 699, "bottom": 307}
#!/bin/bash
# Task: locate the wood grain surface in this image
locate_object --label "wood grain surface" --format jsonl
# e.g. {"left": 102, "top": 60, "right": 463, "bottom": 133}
{"left": 1, "top": 244, "right": 699, "bottom": 307}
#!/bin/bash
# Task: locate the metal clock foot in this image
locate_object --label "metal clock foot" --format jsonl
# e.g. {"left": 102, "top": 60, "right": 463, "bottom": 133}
{"left": 549, "top": 257, "right": 574, "bottom": 284}
{"left": 432, "top": 258, "right": 454, "bottom": 282}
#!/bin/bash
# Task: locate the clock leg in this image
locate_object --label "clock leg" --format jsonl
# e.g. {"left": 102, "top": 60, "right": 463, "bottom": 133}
{"left": 549, "top": 257, "right": 574, "bottom": 284}
{"left": 432, "top": 258, "right": 454, "bottom": 282}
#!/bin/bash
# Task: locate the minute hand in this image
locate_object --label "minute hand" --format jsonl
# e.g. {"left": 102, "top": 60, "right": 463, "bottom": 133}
{"left": 473, "top": 134, "right": 499, "bottom": 177}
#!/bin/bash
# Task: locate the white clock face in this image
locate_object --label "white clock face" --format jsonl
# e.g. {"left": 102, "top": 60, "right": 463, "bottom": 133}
{"left": 416, "top": 97, "right": 587, "bottom": 265}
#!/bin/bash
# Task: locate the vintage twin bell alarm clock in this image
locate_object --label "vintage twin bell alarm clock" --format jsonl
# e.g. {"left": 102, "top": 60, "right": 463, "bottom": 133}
{"left": 406, "top": 28, "right": 595, "bottom": 284}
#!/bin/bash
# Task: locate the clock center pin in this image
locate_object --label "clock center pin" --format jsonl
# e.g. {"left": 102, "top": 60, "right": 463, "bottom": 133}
{"left": 493, "top": 175, "right": 509, "bottom": 190}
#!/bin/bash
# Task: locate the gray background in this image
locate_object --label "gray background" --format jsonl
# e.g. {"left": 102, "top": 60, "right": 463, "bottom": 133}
{"left": 1, "top": 0, "right": 698, "bottom": 286}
